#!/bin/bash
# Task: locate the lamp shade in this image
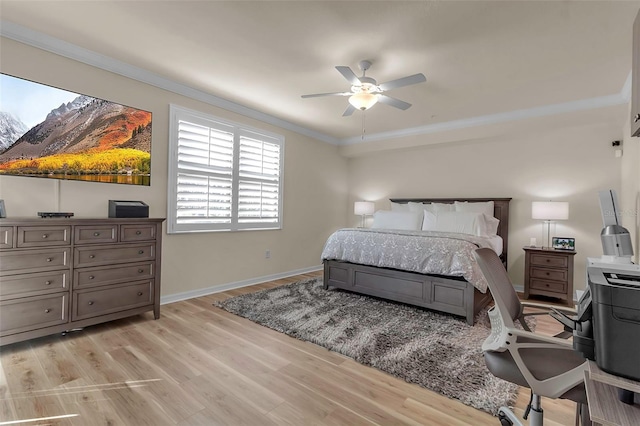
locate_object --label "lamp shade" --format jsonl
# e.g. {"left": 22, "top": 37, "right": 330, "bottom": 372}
{"left": 531, "top": 201, "right": 569, "bottom": 220}
{"left": 354, "top": 201, "right": 375, "bottom": 216}
{"left": 348, "top": 93, "right": 379, "bottom": 110}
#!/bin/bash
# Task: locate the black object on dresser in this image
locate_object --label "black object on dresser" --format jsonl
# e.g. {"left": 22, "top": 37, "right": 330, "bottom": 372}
{"left": 0, "top": 217, "right": 164, "bottom": 346}
{"left": 523, "top": 246, "right": 576, "bottom": 306}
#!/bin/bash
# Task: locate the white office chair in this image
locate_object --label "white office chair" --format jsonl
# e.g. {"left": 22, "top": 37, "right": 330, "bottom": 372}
{"left": 473, "top": 248, "right": 591, "bottom": 426}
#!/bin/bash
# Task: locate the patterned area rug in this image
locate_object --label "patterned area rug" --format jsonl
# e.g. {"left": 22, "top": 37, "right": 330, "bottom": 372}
{"left": 215, "top": 277, "right": 526, "bottom": 415}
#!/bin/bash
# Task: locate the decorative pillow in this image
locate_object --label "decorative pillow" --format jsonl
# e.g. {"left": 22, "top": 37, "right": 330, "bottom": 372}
{"left": 422, "top": 210, "right": 489, "bottom": 236}
{"left": 390, "top": 202, "right": 410, "bottom": 212}
{"left": 372, "top": 210, "right": 422, "bottom": 230}
{"left": 483, "top": 215, "right": 500, "bottom": 235}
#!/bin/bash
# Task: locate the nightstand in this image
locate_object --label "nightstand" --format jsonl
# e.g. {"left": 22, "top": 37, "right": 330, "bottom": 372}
{"left": 523, "top": 247, "right": 576, "bottom": 306}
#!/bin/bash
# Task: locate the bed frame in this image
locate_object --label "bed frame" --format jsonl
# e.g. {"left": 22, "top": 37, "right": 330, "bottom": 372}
{"left": 323, "top": 198, "right": 511, "bottom": 325}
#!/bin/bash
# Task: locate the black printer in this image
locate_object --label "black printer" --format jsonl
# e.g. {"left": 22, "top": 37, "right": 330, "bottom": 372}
{"left": 583, "top": 266, "right": 640, "bottom": 382}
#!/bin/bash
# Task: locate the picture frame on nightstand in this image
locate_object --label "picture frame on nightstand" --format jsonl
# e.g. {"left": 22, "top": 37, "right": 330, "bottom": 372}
{"left": 552, "top": 237, "right": 575, "bottom": 251}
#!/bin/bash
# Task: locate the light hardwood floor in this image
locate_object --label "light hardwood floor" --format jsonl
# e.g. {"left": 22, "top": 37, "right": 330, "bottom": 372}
{"left": 0, "top": 272, "right": 577, "bottom": 425}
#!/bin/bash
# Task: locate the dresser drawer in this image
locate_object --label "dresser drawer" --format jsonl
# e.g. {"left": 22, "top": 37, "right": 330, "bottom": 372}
{"left": 74, "top": 262, "right": 154, "bottom": 289}
{"left": 75, "top": 225, "right": 118, "bottom": 244}
{"left": 530, "top": 279, "right": 566, "bottom": 294}
{"left": 0, "top": 271, "right": 69, "bottom": 299}
{"left": 73, "top": 280, "right": 153, "bottom": 320}
{"left": 120, "top": 224, "right": 156, "bottom": 242}
{"left": 0, "top": 293, "right": 69, "bottom": 336}
{"left": 17, "top": 226, "right": 71, "bottom": 248}
{"left": 74, "top": 243, "right": 155, "bottom": 268}
{"left": 0, "top": 227, "right": 13, "bottom": 249}
{"left": 529, "top": 253, "right": 568, "bottom": 268}
{"left": 530, "top": 267, "right": 567, "bottom": 282}
{"left": 0, "top": 248, "right": 71, "bottom": 274}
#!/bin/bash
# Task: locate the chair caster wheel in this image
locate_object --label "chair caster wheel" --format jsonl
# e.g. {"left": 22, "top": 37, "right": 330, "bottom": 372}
{"left": 498, "top": 411, "right": 513, "bottom": 426}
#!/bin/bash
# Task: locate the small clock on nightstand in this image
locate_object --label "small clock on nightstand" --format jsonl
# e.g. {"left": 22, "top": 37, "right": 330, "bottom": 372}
{"left": 523, "top": 246, "right": 576, "bottom": 306}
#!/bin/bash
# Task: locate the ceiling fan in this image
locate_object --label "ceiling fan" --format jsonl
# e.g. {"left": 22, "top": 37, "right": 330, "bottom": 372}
{"left": 301, "top": 60, "right": 426, "bottom": 116}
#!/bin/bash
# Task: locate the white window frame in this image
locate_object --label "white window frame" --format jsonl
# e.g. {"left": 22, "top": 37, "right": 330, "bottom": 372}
{"left": 167, "top": 104, "right": 284, "bottom": 234}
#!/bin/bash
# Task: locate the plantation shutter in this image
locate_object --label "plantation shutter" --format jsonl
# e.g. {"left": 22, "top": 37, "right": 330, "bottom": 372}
{"left": 238, "top": 132, "right": 281, "bottom": 225}
{"left": 168, "top": 105, "right": 284, "bottom": 233}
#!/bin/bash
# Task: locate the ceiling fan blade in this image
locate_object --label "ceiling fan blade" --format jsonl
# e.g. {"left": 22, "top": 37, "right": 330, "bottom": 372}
{"left": 378, "top": 73, "right": 426, "bottom": 91}
{"left": 301, "top": 91, "right": 351, "bottom": 98}
{"left": 378, "top": 95, "right": 412, "bottom": 110}
{"left": 336, "top": 66, "right": 361, "bottom": 85}
{"left": 342, "top": 104, "right": 357, "bottom": 117}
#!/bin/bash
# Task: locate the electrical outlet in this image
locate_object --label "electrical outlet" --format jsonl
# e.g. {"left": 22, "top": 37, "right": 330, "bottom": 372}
{"left": 265, "top": 250, "right": 271, "bottom": 259}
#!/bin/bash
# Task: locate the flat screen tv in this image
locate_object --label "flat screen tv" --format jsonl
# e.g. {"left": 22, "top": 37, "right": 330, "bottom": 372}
{"left": 0, "top": 73, "right": 152, "bottom": 185}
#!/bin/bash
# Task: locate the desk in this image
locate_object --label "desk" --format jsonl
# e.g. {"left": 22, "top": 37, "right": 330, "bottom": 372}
{"left": 585, "top": 361, "right": 640, "bottom": 426}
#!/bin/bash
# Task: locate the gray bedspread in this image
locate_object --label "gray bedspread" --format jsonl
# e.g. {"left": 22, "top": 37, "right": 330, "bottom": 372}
{"left": 321, "top": 228, "right": 494, "bottom": 292}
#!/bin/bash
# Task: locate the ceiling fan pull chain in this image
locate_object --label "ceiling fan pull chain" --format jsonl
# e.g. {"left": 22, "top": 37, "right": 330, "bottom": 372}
{"left": 361, "top": 112, "right": 366, "bottom": 140}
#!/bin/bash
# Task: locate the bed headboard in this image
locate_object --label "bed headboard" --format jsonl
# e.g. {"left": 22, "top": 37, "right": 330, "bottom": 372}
{"left": 388, "top": 197, "right": 512, "bottom": 267}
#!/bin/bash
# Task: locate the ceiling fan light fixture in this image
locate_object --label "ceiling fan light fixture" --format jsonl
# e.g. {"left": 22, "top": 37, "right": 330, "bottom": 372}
{"left": 348, "top": 92, "right": 379, "bottom": 111}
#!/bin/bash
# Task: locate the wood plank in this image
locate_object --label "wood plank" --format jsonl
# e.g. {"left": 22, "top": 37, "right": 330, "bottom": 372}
{"left": 1, "top": 271, "right": 581, "bottom": 425}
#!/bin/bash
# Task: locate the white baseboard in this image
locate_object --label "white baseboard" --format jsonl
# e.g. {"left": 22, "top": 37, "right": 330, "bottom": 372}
{"left": 160, "top": 265, "right": 323, "bottom": 305}
{"left": 514, "top": 284, "right": 524, "bottom": 293}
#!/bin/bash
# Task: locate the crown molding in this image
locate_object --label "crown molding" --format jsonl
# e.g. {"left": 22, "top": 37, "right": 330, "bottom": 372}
{"left": 1, "top": 20, "right": 631, "bottom": 147}
{"left": 341, "top": 91, "right": 629, "bottom": 145}
{"left": 0, "top": 20, "right": 341, "bottom": 146}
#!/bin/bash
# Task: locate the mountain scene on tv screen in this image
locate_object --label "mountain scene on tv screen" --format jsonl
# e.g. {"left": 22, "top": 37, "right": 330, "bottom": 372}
{"left": 0, "top": 93, "right": 152, "bottom": 185}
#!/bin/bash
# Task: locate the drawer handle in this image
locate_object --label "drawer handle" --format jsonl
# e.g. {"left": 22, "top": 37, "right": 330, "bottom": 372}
{"left": 546, "top": 259, "right": 550, "bottom": 262}
{"left": 44, "top": 309, "right": 51, "bottom": 313}
{"left": 546, "top": 272, "right": 550, "bottom": 276}
{"left": 88, "top": 301, "right": 94, "bottom": 305}
{"left": 45, "top": 280, "right": 52, "bottom": 285}
{"left": 42, "top": 234, "right": 48, "bottom": 239}
{"left": 136, "top": 231, "right": 142, "bottom": 235}
{"left": 46, "top": 258, "right": 52, "bottom": 262}
{"left": 93, "top": 232, "right": 100, "bottom": 236}
{"left": 138, "top": 269, "right": 144, "bottom": 273}
{"left": 635, "top": 113, "right": 640, "bottom": 123}
{"left": 137, "top": 292, "right": 143, "bottom": 296}
{"left": 138, "top": 250, "right": 144, "bottom": 254}
{"left": 89, "top": 255, "right": 95, "bottom": 259}
{"left": 89, "top": 275, "right": 95, "bottom": 280}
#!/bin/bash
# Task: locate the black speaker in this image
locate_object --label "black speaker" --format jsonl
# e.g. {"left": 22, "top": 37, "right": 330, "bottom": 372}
{"left": 108, "top": 200, "right": 149, "bottom": 218}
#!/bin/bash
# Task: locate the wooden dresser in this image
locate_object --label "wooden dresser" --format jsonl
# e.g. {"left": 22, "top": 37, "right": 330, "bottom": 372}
{"left": 523, "top": 246, "right": 576, "bottom": 306}
{"left": 0, "top": 217, "right": 164, "bottom": 346}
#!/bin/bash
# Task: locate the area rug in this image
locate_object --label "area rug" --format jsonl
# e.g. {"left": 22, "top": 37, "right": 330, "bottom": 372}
{"left": 214, "top": 277, "right": 528, "bottom": 415}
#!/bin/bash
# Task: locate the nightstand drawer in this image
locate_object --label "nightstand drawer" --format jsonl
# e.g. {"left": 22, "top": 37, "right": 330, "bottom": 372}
{"left": 530, "top": 279, "right": 566, "bottom": 294}
{"left": 530, "top": 253, "right": 568, "bottom": 268}
{"left": 530, "top": 267, "right": 567, "bottom": 282}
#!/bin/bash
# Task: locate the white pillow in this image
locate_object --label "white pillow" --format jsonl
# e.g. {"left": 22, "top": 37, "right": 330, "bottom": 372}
{"left": 483, "top": 215, "right": 500, "bottom": 236}
{"left": 454, "top": 201, "right": 494, "bottom": 217}
{"left": 390, "top": 202, "right": 410, "bottom": 212}
{"left": 424, "top": 202, "right": 454, "bottom": 213}
{"left": 454, "top": 201, "right": 499, "bottom": 235}
{"left": 372, "top": 210, "right": 422, "bottom": 230}
{"left": 422, "top": 210, "right": 488, "bottom": 236}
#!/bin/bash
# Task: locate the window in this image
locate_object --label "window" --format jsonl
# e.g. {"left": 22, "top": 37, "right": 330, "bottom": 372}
{"left": 168, "top": 105, "right": 284, "bottom": 233}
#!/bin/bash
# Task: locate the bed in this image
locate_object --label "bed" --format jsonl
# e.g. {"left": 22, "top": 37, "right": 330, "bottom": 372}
{"left": 322, "top": 197, "right": 511, "bottom": 325}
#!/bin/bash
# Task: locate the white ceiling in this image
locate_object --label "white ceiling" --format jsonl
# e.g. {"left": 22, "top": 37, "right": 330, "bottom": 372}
{"left": 1, "top": 1, "right": 639, "bottom": 145}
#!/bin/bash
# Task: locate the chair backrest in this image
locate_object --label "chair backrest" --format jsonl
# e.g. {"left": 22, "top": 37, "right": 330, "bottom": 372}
{"left": 474, "top": 248, "right": 523, "bottom": 325}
